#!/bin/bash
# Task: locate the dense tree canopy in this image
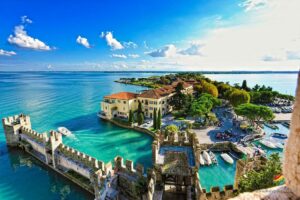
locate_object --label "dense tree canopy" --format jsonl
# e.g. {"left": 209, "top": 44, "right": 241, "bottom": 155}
{"left": 217, "top": 83, "right": 232, "bottom": 98}
{"left": 235, "top": 103, "right": 274, "bottom": 125}
{"left": 228, "top": 89, "right": 250, "bottom": 107}
{"left": 165, "top": 124, "right": 179, "bottom": 134}
{"left": 239, "top": 153, "right": 282, "bottom": 192}
{"left": 190, "top": 93, "right": 221, "bottom": 118}
{"left": 201, "top": 81, "right": 219, "bottom": 97}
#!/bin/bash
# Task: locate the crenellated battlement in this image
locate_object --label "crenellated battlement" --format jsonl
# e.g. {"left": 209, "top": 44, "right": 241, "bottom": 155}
{"left": 114, "top": 156, "right": 145, "bottom": 177}
{"left": 58, "top": 144, "right": 105, "bottom": 171}
{"left": 2, "top": 114, "right": 31, "bottom": 127}
{"left": 20, "top": 126, "right": 49, "bottom": 143}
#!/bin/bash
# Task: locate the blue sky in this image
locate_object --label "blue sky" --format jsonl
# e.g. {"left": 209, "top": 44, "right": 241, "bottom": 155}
{"left": 0, "top": 0, "right": 299, "bottom": 71}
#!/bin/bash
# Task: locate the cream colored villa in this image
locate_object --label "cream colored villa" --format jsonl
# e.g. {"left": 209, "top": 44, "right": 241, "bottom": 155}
{"left": 100, "top": 81, "right": 193, "bottom": 119}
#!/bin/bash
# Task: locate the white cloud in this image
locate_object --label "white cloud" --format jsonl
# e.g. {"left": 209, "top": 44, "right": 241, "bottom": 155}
{"left": 8, "top": 25, "right": 51, "bottom": 51}
{"left": 239, "top": 0, "right": 267, "bottom": 12}
{"left": 128, "top": 54, "right": 140, "bottom": 58}
{"left": 148, "top": 0, "right": 300, "bottom": 71}
{"left": 112, "top": 54, "right": 127, "bottom": 59}
{"left": 100, "top": 31, "right": 124, "bottom": 50}
{"left": 179, "top": 43, "right": 204, "bottom": 56}
{"left": 47, "top": 64, "right": 52, "bottom": 69}
{"left": 76, "top": 36, "right": 91, "bottom": 48}
{"left": 0, "top": 49, "right": 16, "bottom": 56}
{"left": 146, "top": 44, "right": 177, "bottom": 57}
{"left": 21, "top": 16, "right": 32, "bottom": 24}
{"left": 123, "top": 41, "right": 138, "bottom": 48}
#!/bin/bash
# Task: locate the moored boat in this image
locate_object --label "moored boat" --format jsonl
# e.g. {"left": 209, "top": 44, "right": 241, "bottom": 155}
{"left": 203, "top": 151, "right": 212, "bottom": 165}
{"left": 58, "top": 127, "right": 72, "bottom": 136}
{"left": 264, "top": 123, "right": 278, "bottom": 130}
{"left": 259, "top": 139, "right": 276, "bottom": 149}
{"left": 199, "top": 154, "right": 205, "bottom": 165}
{"left": 220, "top": 153, "right": 234, "bottom": 164}
{"left": 274, "top": 142, "right": 284, "bottom": 149}
{"left": 271, "top": 132, "right": 288, "bottom": 139}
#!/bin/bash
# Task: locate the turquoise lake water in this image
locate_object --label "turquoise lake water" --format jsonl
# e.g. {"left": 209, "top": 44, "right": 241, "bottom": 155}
{"left": 0, "top": 72, "right": 297, "bottom": 199}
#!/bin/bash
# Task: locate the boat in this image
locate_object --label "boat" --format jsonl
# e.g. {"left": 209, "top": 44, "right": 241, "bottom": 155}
{"left": 202, "top": 151, "right": 212, "bottom": 165}
{"left": 220, "top": 153, "right": 234, "bottom": 164}
{"left": 271, "top": 132, "right": 288, "bottom": 139}
{"left": 264, "top": 123, "right": 278, "bottom": 130}
{"left": 199, "top": 154, "right": 205, "bottom": 165}
{"left": 274, "top": 142, "right": 284, "bottom": 149}
{"left": 259, "top": 140, "right": 276, "bottom": 149}
{"left": 58, "top": 127, "right": 72, "bottom": 136}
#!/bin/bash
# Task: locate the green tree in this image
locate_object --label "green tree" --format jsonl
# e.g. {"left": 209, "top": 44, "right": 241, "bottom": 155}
{"left": 201, "top": 81, "right": 219, "bottom": 97}
{"left": 228, "top": 89, "right": 250, "bottom": 107}
{"left": 239, "top": 153, "right": 282, "bottom": 192}
{"left": 157, "top": 109, "right": 162, "bottom": 129}
{"left": 138, "top": 100, "right": 143, "bottom": 114}
{"left": 128, "top": 110, "right": 133, "bottom": 123}
{"left": 241, "top": 80, "right": 250, "bottom": 91}
{"left": 190, "top": 93, "right": 221, "bottom": 123}
{"left": 235, "top": 103, "right": 274, "bottom": 126}
{"left": 170, "top": 82, "right": 187, "bottom": 110}
{"left": 137, "top": 112, "right": 144, "bottom": 125}
{"left": 165, "top": 124, "right": 179, "bottom": 134}
{"left": 153, "top": 108, "right": 157, "bottom": 129}
{"left": 217, "top": 83, "right": 232, "bottom": 98}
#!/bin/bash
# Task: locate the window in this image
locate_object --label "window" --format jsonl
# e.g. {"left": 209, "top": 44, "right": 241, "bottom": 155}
{"left": 123, "top": 107, "right": 125, "bottom": 111}
{"left": 149, "top": 107, "right": 153, "bottom": 110}
{"left": 118, "top": 100, "right": 121, "bottom": 103}
{"left": 123, "top": 101, "right": 126, "bottom": 104}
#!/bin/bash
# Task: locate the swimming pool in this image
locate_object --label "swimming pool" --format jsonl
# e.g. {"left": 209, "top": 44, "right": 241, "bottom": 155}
{"left": 159, "top": 146, "right": 195, "bottom": 166}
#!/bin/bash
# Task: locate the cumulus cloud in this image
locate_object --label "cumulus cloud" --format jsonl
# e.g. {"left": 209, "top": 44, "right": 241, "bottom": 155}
{"left": 128, "top": 54, "right": 140, "bottom": 58}
{"left": 112, "top": 54, "right": 127, "bottom": 59}
{"left": 179, "top": 43, "right": 204, "bottom": 56}
{"left": 123, "top": 41, "right": 138, "bottom": 48}
{"left": 76, "top": 36, "right": 91, "bottom": 48}
{"left": 0, "top": 49, "right": 16, "bottom": 56}
{"left": 239, "top": 0, "right": 267, "bottom": 12}
{"left": 146, "top": 44, "right": 177, "bottom": 57}
{"left": 8, "top": 25, "right": 51, "bottom": 51}
{"left": 100, "top": 31, "right": 124, "bottom": 50}
{"left": 21, "top": 16, "right": 32, "bottom": 24}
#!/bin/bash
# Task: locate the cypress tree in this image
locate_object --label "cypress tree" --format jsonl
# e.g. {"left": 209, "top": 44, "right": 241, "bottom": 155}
{"left": 138, "top": 113, "right": 144, "bottom": 125}
{"left": 153, "top": 108, "right": 157, "bottom": 129}
{"left": 128, "top": 110, "right": 133, "bottom": 123}
{"left": 157, "top": 109, "right": 161, "bottom": 129}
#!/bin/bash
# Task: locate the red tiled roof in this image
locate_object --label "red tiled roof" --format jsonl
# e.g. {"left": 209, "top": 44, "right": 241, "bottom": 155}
{"left": 171, "top": 81, "right": 192, "bottom": 89}
{"left": 104, "top": 92, "right": 137, "bottom": 100}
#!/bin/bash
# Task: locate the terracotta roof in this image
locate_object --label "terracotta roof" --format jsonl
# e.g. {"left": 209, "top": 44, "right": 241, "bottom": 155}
{"left": 138, "top": 86, "right": 175, "bottom": 99}
{"left": 104, "top": 92, "right": 137, "bottom": 100}
{"left": 171, "top": 81, "right": 192, "bottom": 89}
{"left": 138, "top": 81, "right": 192, "bottom": 99}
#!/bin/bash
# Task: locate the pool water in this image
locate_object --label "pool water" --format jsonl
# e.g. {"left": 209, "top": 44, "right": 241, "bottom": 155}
{"left": 198, "top": 152, "right": 237, "bottom": 191}
{"left": 159, "top": 146, "right": 195, "bottom": 166}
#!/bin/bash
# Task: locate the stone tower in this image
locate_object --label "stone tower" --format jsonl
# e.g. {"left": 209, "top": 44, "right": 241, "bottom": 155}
{"left": 49, "top": 130, "right": 62, "bottom": 168}
{"left": 283, "top": 72, "right": 300, "bottom": 196}
{"left": 2, "top": 114, "right": 31, "bottom": 146}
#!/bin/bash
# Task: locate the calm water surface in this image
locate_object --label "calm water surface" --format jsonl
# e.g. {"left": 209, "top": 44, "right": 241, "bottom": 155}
{"left": 0, "top": 72, "right": 296, "bottom": 199}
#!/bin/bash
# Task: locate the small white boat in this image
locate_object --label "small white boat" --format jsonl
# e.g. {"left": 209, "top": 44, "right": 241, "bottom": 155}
{"left": 221, "top": 153, "right": 234, "bottom": 164}
{"left": 260, "top": 140, "right": 276, "bottom": 149}
{"left": 199, "top": 154, "right": 205, "bottom": 165}
{"left": 58, "top": 127, "right": 72, "bottom": 136}
{"left": 203, "top": 151, "right": 212, "bottom": 165}
{"left": 275, "top": 142, "right": 284, "bottom": 149}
